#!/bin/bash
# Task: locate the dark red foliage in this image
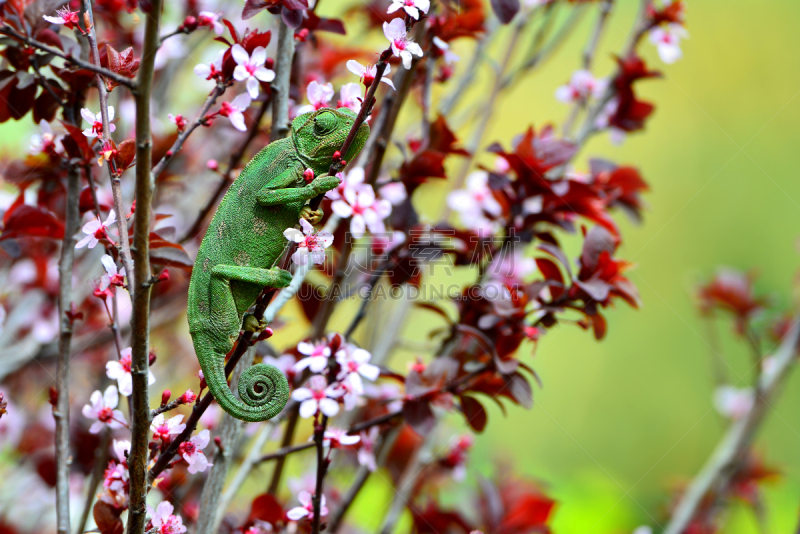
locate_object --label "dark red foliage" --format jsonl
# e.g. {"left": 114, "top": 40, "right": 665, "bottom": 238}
{"left": 648, "top": 0, "right": 686, "bottom": 25}
{"left": 608, "top": 54, "right": 661, "bottom": 133}
{"left": 428, "top": 0, "right": 485, "bottom": 42}
{"left": 478, "top": 475, "right": 556, "bottom": 534}
{"left": 411, "top": 502, "right": 473, "bottom": 534}
{"left": 572, "top": 225, "right": 640, "bottom": 310}
{"left": 0, "top": 70, "right": 37, "bottom": 123}
{"left": 490, "top": 0, "right": 520, "bottom": 24}
{"left": 0, "top": 195, "right": 65, "bottom": 240}
{"left": 697, "top": 269, "right": 765, "bottom": 334}
{"left": 100, "top": 44, "right": 140, "bottom": 91}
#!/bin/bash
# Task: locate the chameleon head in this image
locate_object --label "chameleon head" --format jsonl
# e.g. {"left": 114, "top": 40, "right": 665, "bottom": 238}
{"left": 291, "top": 107, "right": 370, "bottom": 173}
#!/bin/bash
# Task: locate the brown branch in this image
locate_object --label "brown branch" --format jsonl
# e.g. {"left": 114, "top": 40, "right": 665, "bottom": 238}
{"left": 150, "top": 84, "right": 226, "bottom": 180}
{"left": 311, "top": 414, "right": 330, "bottom": 534}
{"left": 662, "top": 318, "right": 800, "bottom": 534}
{"left": 55, "top": 129, "right": 81, "bottom": 534}
{"left": 266, "top": 406, "right": 299, "bottom": 494}
{"left": 328, "top": 426, "right": 400, "bottom": 533}
{"left": 258, "top": 441, "right": 316, "bottom": 464}
{"left": 269, "top": 20, "right": 296, "bottom": 142}
{"left": 126, "top": 0, "right": 163, "bottom": 531}
{"left": 81, "top": 0, "right": 135, "bottom": 283}
{"left": 0, "top": 24, "right": 137, "bottom": 89}
{"left": 178, "top": 96, "right": 270, "bottom": 244}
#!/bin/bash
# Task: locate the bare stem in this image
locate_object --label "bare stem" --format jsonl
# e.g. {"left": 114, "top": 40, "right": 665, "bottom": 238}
{"left": 661, "top": 318, "right": 800, "bottom": 534}
{"left": 311, "top": 414, "right": 330, "bottom": 534}
{"left": 126, "top": 0, "right": 163, "bottom": 531}
{"left": 270, "top": 20, "right": 296, "bottom": 142}
{"left": 0, "top": 24, "right": 137, "bottom": 89}
{"left": 150, "top": 84, "right": 226, "bottom": 180}
{"left": 55, "top": 142, "right": 81, "bottom": 534}
{"left": 81, "top": 0, "right": 135, "bottom": 283}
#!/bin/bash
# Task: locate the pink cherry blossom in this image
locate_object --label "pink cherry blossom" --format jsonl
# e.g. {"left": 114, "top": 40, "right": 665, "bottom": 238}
{"left": 82, "top": 386, "right": 126, "bottom": 434}
{"left": 387, "top": 0, "right": 430, "bottom": 20}
{"left": 81, "top": 107, "right": 116, "bottom": 138}
{"left": 291, "top": 375, "right": 342, "bottom": 418}
{"left": 331, "top": 168, "right": 391, "bottom": 239}
{"left": 383, "top": 19, "right": 424, "bottom": 69}
{"left": 378, "top": 181, "right": 407, "bottom": 205}
{"left": 295, "top": 81, "right": 334, "bottom": 115}
{"left": 106, "top": 347, "right": 155, "bottom": 397}
{"left": 147, "top": 501, "right": 187, "bottom": 534}
{"left": 284, "top": 218, "right": 334, "bottom": 266}
{"left": 446, "top": 171, "right": 503, "bottom": 230}
{"left": 357, "top": 427, "right": 379, "bottom": 471}
{"left": 335, "top": 344, "right": 380, "bottom": 393}
{"left": 76, "top": 210, "right": 117, "bottom": 249}
{"left": 649, "top": 23, "right": 689, "bottom": 64}
{"left": 232, "top": 44, "right": 275, "bottom": 98}
{"left": 194, "top": 50, "right": 224, "bottom": 81}
{"left": 43, "top": 6, "right": 82, "bottom": 31}
{"left": 151, "top": 413, "right": 186, "bottom": 441}
{"left": 322, "top": 427, "right": 360, "bottom": 449}
{"left": 346, "top": 60, "right": 395, "bottom": 90}
{"left": 197, "top": 11, "right": 224, "bottom": 35}
{"left": 555, "top": 70, "right": 607, "bottom": 103}
{"left": 432, "top": 36, "right": 459, "bottom": 64}
{"left": 29, "top": 120, "right": 62, "bottom": 155}
{"left": 179, "top": 429, "right": 213, "bottom": 474}
{"left": 713, "top": 385, "right": 754, "bottom": 420}
{"left": 286, "top": 491, "right": 328, "bottom": 521}
{"left": 101, "top": 254, "right": 127, "bottom": 289}
{"left": 293, "top": 340, "right": 331, "bottom": 374}
{"left": 218, "top": 93, "right": 252, "bottom": 132}
{"left": 337, "top": 83, "right": 363, "bottom": 113}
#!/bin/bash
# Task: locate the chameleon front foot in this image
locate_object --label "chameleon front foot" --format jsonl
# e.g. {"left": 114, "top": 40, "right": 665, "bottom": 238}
{"left": 300, "top": 206, "right": 324, "bottom": 225}
{"left": 242, "top": 313, "right": 269, "bottom": 333}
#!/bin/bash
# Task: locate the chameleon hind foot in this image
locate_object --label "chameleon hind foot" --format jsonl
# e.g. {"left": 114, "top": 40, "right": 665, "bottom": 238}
{"left": 300, "top": 206, "right": 324, "bottom": 225}
{"left": 242, "top": 313, "right": 269, "bottom": 333}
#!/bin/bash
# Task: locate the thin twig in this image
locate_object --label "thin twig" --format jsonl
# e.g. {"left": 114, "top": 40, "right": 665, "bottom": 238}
{"left": 126, "top": 0, "right": 163, "bottom": 531}
{"left": 55, "top": 126, "right": 81, "bottom": 534}
{"left": 269, "top": 20, "right": 296, "bottom": 142}
{"left": 266, "top": 406, "right": 299, "bottom": 494}
{"left": 217, "top": 420, "right": 276, "bottom": 518}
{"left": 379, "top": 432, "right": 434, "bottom": 534}
{"left": 150, "top": 84, "right": 226, "bottom": 180}
{"left": 0, "top": 24, "right": 137, "bottom": 89}
{"left": 75, "top": 429, "right": 110, "bottom": 534}
{"left": 311, "top": 414, "right": 330, "bottom": 534}
{"left": 661, "top": 318, "right": 800, "bottom": 534}
{"left": 81, "top": 0, "right": 135, "bottom": 284}
{"left": 328, "top": 426, "right": 400, "bottom": 533}
{"left": 258, "top": 441, "right": 316, "bottom": 464}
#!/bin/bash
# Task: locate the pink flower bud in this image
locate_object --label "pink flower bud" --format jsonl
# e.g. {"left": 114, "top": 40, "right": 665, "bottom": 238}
{"left": 303, "top": 168, "right": 315, "bottom": 184}
{"left": 148, "top": 350, "right": 157, "bottom": 366}
{"left": 158, "top": 269, "right": 170, "bottom": 282}
{"left": 178, "top": 389, "right": 197, "bottom": 404}
{"left": 206, "top": 159, "right": 219, "bottom": 171}
{"left": 161, "top": 390, "right": 171, "bottom": 406}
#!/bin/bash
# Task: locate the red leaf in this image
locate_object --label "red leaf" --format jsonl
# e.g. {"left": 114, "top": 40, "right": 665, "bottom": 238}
{"left": 505, "top": 373, "right": 532, "bottom": 409}
{"left": 490, "top": 0, "right": 519, "bottom": 24}
{"left": 460, "top": 395, "right": 487, "bottom": 432}
{"left": 248, "top": 493, "right": 284, "bottom": 525}
{"left": 116, "top": 139, "right": 136, "bottom": 170}
{"left": 93, "top": 501, "right": 124, "bottom": 534}
{"left": 428, "top": 115, "right": 470, "bottom": 156}
{"left": 403, "top": 398, "right": 436, "bottom": 436}
{"left": 1, "top": 202, "right": 65, "bottom": 240}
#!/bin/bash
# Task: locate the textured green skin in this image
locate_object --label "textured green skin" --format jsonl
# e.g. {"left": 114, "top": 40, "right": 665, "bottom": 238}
{"left": 187, "top": 108, "right": 369, "bottom": 422}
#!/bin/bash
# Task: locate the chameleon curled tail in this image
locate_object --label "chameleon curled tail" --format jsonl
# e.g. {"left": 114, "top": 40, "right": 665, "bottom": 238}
{"left": 194, "top": 333, "right": 289, "bottom": 423}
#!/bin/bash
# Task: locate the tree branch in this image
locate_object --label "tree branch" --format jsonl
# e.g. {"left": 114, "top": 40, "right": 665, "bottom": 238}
{"left": 661, "top": 318, "right": 800, "bottom": 534}
{"left": 55, "top": 133, "right": 81, "bottom": 534}
{"left": 150, "top": 84, "right": 226, "bottom": 180}
{"left": 126, "top": 0, "right": 163, "bottom": 531}
{"left": 0, "top": 24, "right": 137, "bottom": 90}
{"left": 81, "top": 0, "right": 135, "bottom": 283}
{"left": 269, "top": 20, "right": 296, "bottom": 142}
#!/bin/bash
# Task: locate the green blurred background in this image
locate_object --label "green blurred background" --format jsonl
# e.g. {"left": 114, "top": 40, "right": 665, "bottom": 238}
{"left": 415, "top": 0, "right": 800, "bottom": 532}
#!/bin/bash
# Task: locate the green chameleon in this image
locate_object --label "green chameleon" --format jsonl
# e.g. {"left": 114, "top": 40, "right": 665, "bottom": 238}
{"left": 187, "top": 107, "right": 369, "bottom": 422}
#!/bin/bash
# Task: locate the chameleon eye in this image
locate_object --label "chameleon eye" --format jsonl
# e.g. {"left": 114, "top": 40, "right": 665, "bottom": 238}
{"left": 313, "top": 110, "right": 337, "bottom": 136}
